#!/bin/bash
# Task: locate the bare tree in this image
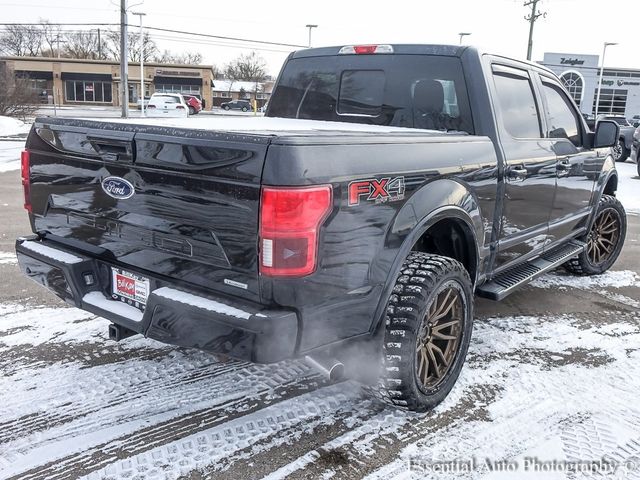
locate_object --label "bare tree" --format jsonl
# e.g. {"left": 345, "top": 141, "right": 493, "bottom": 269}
{"left": 103, "top": 30, "right": 158, "bottom": 62}
{"left": 0, "top": 63, "right": 38, "bottom": 118}
{"left": 224, "top": 51, "right": 267, "bottom": 82}
{"left": 39, "top": 19, "right": 61, "bottom": 57}
{"left": 63, "top": 30, "right": 101, "bottom": 59}
{"left": 155, "top": 50, "right": 203, "bottom": 65}
{"left": 0, "top": 25, "right": 43, "bottom": 56}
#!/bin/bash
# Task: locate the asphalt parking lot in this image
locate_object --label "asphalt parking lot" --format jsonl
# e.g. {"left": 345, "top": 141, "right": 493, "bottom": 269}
{"left": 1, "top": 157, "right": 639, "bottom": 479}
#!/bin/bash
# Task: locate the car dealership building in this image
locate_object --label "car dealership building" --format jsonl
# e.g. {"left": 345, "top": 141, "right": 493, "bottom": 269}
{"left": 541, "top": 52, "right": 640, "bottom": 118}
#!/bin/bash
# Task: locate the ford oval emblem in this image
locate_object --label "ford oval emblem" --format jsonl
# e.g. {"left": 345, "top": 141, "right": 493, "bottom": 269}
{"left": 101, "top": 176, "right": 135, "bottom": 200}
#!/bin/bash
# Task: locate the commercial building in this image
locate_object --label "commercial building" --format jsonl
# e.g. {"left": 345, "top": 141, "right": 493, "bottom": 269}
{"left": 541, "top": 52, "right": 640, "bottom": 118}
{"left": 211, "top": 79, "right": 274, "bottom": 108}
{"left": 0, "top": 56, "right": 216, "bottom": 109}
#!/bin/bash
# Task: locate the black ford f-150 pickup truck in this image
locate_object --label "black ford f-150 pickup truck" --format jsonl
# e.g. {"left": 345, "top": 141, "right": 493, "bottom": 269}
{"left": 16, "top": 45, "right": 626, "bottom": 411}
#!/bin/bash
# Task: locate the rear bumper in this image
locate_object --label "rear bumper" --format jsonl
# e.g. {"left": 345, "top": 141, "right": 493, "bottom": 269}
{"left": 15, "top": 236, "right": 298, "bottom": 363}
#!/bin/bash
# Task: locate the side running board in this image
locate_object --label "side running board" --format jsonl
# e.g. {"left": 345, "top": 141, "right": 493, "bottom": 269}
{"left": 476, "top": 241, "right": 586, "bottom": 301}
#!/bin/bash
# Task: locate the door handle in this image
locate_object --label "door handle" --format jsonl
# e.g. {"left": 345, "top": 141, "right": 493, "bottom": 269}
{"left": 508, "top": 164, "right": 528, "bottom": 179}
{"left": 557, "top": 157, "right": 572, "bottom": 171}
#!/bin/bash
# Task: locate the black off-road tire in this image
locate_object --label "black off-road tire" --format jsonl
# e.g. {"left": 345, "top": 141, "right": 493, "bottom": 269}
{"left": 564, "top": 194, "right": 626, "bottom": 275}
{"left": 188, "top": 106, "right": 196, "bottom": 115}
{"left": 613, "top": 138, "right": 630, "bottom": 162}
{"left": 364, "top": 252, "right": 474, "bottom": 412}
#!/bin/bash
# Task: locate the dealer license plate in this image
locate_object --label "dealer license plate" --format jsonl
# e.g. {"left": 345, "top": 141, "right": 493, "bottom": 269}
{"left": 111, "top": 268, "right": 150, "bottom": 311}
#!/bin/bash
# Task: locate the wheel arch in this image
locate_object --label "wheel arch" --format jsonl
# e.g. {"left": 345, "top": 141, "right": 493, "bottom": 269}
{"left": 370, "top": 179, "right": 485, "bottom": 336}
{"left": 588, "top": 157, "right": 618, "bottom": 229}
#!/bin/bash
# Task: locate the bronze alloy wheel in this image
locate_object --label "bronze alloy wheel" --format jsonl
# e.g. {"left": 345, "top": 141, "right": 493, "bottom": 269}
{"left": 612, "top": 142, "right": 623, "bottom": 161}
{"left": 587, "top": 207, "right": 621, "bottom": 266}
{"left": 415, "top": 282, "right": 464, "bottom": 391}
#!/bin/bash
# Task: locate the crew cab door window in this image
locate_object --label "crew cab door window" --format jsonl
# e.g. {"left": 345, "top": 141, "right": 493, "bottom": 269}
{"left": 540, "top": 81, "right": 581, "bottom": 147}
{"left": 492, "top": 68, "right": 542, "bottom": 139}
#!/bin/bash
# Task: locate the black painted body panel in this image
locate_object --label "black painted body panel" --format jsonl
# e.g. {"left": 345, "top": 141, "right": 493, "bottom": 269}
{"left": 19, "top": 45, "right": 616, "bottom": 360}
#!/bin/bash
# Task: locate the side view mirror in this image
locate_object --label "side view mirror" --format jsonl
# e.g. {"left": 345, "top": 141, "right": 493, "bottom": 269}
{"left": 593, "top": 120, "right": 620, "bottom": 148}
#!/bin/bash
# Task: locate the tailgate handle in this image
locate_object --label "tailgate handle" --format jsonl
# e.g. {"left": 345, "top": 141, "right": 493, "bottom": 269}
{"left": 87, "top": 136, "right": 134, "bottom": 162}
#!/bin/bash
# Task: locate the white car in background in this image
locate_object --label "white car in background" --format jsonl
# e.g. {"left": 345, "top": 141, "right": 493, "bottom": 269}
{"left": 146, "top": 94, "right": 189, "bottom": 117}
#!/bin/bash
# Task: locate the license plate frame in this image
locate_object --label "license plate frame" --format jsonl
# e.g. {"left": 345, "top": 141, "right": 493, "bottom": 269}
{"left": 110, "top": 267, "right": 150, "bottom": 312}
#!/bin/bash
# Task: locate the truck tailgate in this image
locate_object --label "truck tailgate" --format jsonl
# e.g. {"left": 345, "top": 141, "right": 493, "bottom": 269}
{"left": 26, "top": 118, "right": 271, "bottom": 301}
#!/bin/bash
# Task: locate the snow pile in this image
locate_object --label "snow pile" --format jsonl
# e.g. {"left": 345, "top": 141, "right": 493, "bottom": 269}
{"left": 531, "top": 269, "right": 640, "bottom": 289}
{"left": 0, "top": 141, "right": 26, "bottom": 173}
{"left": 0, "top": 251, "right": 17, "bottom": 265}
{"left": 0, "top": 116, "right": 30, "bottom": 137}
{"left": 615, "top": 162, "right": 640, "bottom": 213}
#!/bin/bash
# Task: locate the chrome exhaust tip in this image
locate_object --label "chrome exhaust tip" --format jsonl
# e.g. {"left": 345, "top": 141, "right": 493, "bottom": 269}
{"left": 305, "top": 354, "right": 344, "bottom": 382}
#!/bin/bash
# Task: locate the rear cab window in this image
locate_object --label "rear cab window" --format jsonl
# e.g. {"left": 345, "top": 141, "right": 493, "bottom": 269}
{"left": 491, "top": 65, "right": 542, "bottom": 139}
{"left": 268, "top": 54, "right": 474, "bottom": 134}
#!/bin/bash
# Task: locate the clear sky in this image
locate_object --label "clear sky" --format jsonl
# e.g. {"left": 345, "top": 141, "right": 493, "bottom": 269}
{"left": 1, "top": 0, "right": 638, "bottom": 76}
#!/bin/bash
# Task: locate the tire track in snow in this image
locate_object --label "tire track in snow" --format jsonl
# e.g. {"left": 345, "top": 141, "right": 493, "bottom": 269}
{"left": 250, "top": 312, "right": 640, "bottom": 480}
{"left": 10, "top": 372, "right": 330, "bottom": 480}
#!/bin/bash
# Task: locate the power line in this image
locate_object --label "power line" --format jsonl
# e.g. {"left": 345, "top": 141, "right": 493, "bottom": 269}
{"left": 0, "top": 22, "right": 307, "bottom": 49}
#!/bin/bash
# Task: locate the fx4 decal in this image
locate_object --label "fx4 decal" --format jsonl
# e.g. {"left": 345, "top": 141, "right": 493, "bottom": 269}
{"left": 348, "top": 177, "right": 406, "bottom": 206}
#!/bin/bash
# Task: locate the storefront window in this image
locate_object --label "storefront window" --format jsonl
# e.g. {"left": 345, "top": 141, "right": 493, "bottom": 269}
{"left": 155, "top": 84, "right": 201, "bottom": 95}
{"left": 592, "top": 88, "right": 628, "bottom": 115}
{"left": 65, "top": 80, "right": 112, "bottom": 103}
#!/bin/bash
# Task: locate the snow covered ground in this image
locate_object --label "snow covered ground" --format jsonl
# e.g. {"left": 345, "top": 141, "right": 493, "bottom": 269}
{"left": 1, "top": 269, "right": 639, "bottom": 480}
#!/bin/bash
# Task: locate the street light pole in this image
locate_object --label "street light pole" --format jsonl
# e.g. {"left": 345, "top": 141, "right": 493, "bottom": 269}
{"left": 305, "top": 24, "right": 318, "bottom": 48}
{"left": 458, "top": 32, "right": 471, "bottom": 45}
{"left": 595, "top": 42, "right": 618, "bottom": 118}
{"left": 132, "top": 12, "right": 146, "bottom": 117}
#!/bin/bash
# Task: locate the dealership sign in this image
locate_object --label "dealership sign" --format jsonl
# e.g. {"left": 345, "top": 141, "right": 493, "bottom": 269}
{"left": 600, "top": 79, "right": 640, "bottom": 87}
{"left": 560, "top": 57, "right": 585, "bottom": 66}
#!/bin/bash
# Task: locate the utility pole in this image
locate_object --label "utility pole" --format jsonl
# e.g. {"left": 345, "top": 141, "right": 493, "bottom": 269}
{"left": 524, "top": 0, "right": 546, "bottom": 61}
{"left": 132, "top": 12, "right": 146, "bottom": 117}
{"left": 120, "top": 0, "right": 129, "bottom": 118}
{"left": 305, "top": 24, "right": 317, "bottom": 48}
{"left": 97, "top": 28, "right": 102, "bottom": 59}
{"left": 56, "top": 34, "right": 61, "bottom": 58}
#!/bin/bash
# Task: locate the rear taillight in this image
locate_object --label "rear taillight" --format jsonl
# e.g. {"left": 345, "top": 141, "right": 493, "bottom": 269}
{"left": 21, "top": 149, "right": 32, "bottom": 213}
{"left": 338, "top": 44, "right": 394, "bottom": 55}
{"left": 260, "top": 186, "right": 332, "bottom": 277}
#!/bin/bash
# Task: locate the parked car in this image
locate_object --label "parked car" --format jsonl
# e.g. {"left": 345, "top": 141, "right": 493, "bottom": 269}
{"left": 182, "top": 94, "right": 203, "bottom": 115}
{"left": 597, "top": 115, "right": 635, "bottom": 162}
{"left": 220, "top": 99, "right": 251, "bottom": 112}
{"left": 631, "top": 125, "right": 640, "bottom": 175}
{"left": 16, "top": 44, "right": 624, "bottom": 412}
{"left": 146, "top": 93, "right": 189, "bottom": 117}
{"left": 136, "top": 97, "right": 150, "bottom": 109}
{"left": 581, "top": 113, "right": 596, "bottom": 131}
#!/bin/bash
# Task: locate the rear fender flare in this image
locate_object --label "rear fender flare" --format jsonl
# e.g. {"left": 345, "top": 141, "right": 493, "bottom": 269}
{"left": 588, "top": 156, "right": 618, "bottom": 228}
{"left": 369, "top": 179, "right": 483, "bottom": 336}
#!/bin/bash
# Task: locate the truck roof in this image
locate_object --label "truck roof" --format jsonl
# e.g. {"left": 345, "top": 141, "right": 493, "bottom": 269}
{"left": 290, "top": 44, "right": 555, "bottom": 76}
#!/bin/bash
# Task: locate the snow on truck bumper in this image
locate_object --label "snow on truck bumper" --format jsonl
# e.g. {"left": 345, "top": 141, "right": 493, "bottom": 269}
{"left": 14, "top": 237, "right": 298, "bottom": 363}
